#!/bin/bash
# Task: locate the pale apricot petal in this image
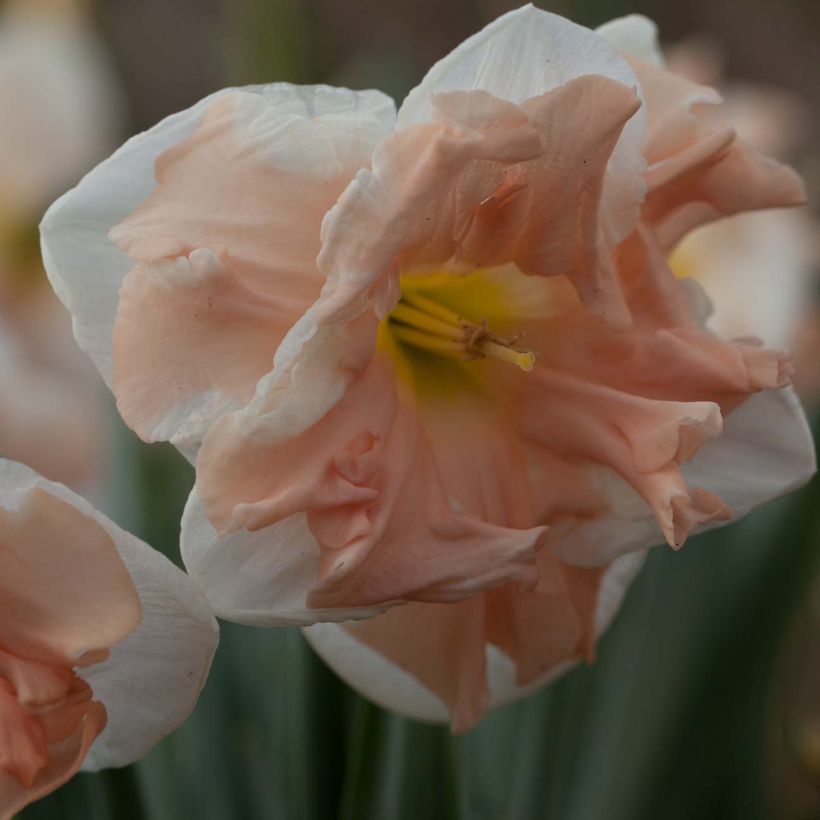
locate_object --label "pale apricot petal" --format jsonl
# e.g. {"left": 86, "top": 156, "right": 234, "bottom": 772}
{"left": 484, "top": 554, "right": 601, "bottom": 684}
{"left": 109, "top": 89, "right": 391, "bottom": 295}
{"left": 316, "top": 91, "right": 542, "bottom": 323}
{"left": 397, "top": 4, "right": 646, "bottom": 248}
{"left": 303, "top": 551, "right": 646, "bottom": 725}
{"left": 0, "top": 461, "right": 218, "bottom": 770}
{"left": 0, "top": 681, "right": 47, "bottom": 788}
{"left": 181, "top": 495, "right": 387, "bottom": 627}
{"left": 184, "top": 362, "right": 533, "bottom": 625}
{"left": 596, "top": 15, "right": 664, "bottom": 66}
{"left": 0, "top": 488, "right": 141, "bottom": 666}
{"left": 626, "top": 56, "right": 722, "bottom": 164}
{"left": 318, "top": 79, "right": 639, "bottom": 328}
{"left": 460, "top": 77, "right": 641, "bottom": 325}
{"left": 112, "top": 249, "right": 286, "bottom": 446}
{"left": 40, "top": 83, "right": 394, "bottom": 393}
{"left": 0, "top": 697, "right": 104, "bottom": 820}
{"left": 614, "top": 56, "right": 807, "bottom": 249}
{"left": 549, "top": 387, "right": 814, "bottom": 567}
{"left": 0, "top": 652, "right": 74, "bottom": 709}
{"left": 194, "top": 354, "right": 544, "bottom": 612}
{"left": 516, "top": 366, "right": 724, "bottom": 546}
{"left": 343, "top": 599, "right": 488, "bottom": 733}
{"left": 645, "top": 135, "right": 807, "bottom": 250}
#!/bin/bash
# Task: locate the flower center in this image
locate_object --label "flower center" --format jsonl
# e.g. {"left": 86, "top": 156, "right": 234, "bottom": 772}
{"left": 386, "top": 281, "right": 535, "bottom": 372}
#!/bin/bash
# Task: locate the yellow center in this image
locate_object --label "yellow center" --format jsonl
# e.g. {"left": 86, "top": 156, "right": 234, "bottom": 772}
{"left": 380, "top": 270, "right": 536, "bottom": 391}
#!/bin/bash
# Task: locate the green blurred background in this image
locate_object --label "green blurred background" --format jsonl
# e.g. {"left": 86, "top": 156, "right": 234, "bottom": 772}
{"left": 12, "top": 0, "right": 820, "bottom": 817}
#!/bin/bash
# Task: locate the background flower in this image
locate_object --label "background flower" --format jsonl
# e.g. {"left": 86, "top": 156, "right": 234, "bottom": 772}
{"left": 0, "top": 0, "right": 123, "bottom": 488}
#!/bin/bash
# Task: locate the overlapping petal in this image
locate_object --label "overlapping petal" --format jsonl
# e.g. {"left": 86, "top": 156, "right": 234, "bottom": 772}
{"left": 319, "top": 77, "right": 641, "bottom": 328}
{"left": 41, "top": 83, "right": 394, "bottom": 450}
{"left": 0, "top": 460, "right": 218, "bottom": 774}
{"left": 304, "top": 551, "right": 646, "bottom": 727}
{"left": 397, "top": 4, "right": 647, "bottom": 252}
{"left": 194, "top": 344, "right": 547, "bottom": 618}
{"left": 597, "top": 17, "right": 806, "bottom": 250}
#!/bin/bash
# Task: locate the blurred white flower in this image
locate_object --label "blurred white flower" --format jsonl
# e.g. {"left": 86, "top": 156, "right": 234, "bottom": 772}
{"left": 0, "top": 0, "right": 124, "bottom": 487}
{"left": 666, "top": 36, "right": 816, "bottom": 349}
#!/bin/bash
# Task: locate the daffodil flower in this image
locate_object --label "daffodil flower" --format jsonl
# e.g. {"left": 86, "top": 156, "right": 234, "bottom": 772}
{"left": 0, "top": 460, "right": 217, "bottom": 817}
{"left": 40, "top": 7, "right": 814, "bottom": 730}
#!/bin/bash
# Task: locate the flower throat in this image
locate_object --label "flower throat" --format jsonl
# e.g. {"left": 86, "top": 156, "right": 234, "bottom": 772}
{"left": 384, "top": 273, "right": 535, "bottom": 373}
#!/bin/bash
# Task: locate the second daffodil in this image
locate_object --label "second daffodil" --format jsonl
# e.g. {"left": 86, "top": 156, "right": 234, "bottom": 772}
{"left": 0, "top": 460, "right": 217, "bottom": 817}
{"left": 40, "top": 7, "right": 815, "bottom": 730}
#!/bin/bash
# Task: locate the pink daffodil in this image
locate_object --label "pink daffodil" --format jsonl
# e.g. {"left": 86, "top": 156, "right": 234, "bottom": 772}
{"left": 0, "top": 460, "right": 217, "bottom": 817}
{"left": 40, "top": 7, "right": 815, "bottom": 730}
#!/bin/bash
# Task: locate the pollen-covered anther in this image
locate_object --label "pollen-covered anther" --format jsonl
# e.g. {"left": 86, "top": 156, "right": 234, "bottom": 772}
{"left": 388, "top": 290, "right": 536, "bottom": 372}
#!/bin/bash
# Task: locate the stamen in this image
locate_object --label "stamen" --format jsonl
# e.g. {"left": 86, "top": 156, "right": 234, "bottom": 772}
{"left": 390, "top": 324, "right": 465, "bottom": 357}
{"left": 401, "top": 291, "right": 463, "bottom": 325}
{"left": 390, "top": 302, "right": 463, "bottom": 341}
{"left": 389, "top": 290, "right": 536, "bottom": 372}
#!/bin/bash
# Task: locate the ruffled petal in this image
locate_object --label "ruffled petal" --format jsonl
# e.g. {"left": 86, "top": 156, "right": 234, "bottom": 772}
{"left": 622, "top": 56, "right": 806, "bottom": 249}
{"left": 181, "top": 493, "right": 387, "bottom": 627}
{"left": 397, "top": 5, "right": 646, "bottom": 249}
{"left": 596, "top": 14, "right": 664, "bottom": 66}
{"left": 0, "top": 460, "right": 218, "bottom": 770}
{"left": 0, "top": 696, "right": 104, "bottom": 820}
{"left": 645, "top": 133, "right": 807, "bottom": 249}
{"left": 517, "top": 366, "right": 725, "bottom": 547}
{"left": 303, "top": 551, "right": 645, "bottom": 727}
{"left": 39, "top": 83, "right": 394, "bottom": 404}
{"left": 319, "top": 78, "right": 640, "bottom": 329}
{"left": 194, "top": 351, "right": 545, "bottom": 614}
{"left": 548, "top": 387, "right": 814, "bottom": 567}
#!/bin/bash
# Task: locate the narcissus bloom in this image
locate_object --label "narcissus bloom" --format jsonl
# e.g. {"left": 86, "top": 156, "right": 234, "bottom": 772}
{"left": 41, "top": 7, "right": 814, "bottom": 730}
{"left": 0, "top": 460, "right": 217, "bottom": 817}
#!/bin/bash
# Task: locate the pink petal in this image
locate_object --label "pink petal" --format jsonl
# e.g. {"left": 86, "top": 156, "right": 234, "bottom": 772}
{"left": 0, "top": 693, "right": 104, "bottom": 818}
{"left": 627, "top": 56, "right": 806, "bottom": 249}
{"left": 317, "top": 78, "right": 640, "bottom": 328}
{"left": 110, "top": 91, "right": 375, "bottom": 298}
{"left": 343, "top": 598, "right": 488, "bottom": 733}
{"left": 198, "top": 354, "right": 545, "bottom": 609}
{"left": 113, "top": 249, "right": 288, "bottom": 445}
{"left": 0, "top": 488, "right": 141, "bottom": 667}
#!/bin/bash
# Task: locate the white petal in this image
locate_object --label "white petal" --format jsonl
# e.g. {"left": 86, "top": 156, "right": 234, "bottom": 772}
{"left": 40, "top": 83, "right": 395, "bottom": 391}
{"left": 550, "top": 386, "right": 815, "bottom": 567}
{"left": 683, "top": 385, "right": 815, "bottom": 516}
{"left": 396, "top": 4, "right": 646, "bottom": 245}
{"left": 303, "top": 551, "right": 646, "bottom": 723}
{"left": 180, "top": 489, "right": 386, "bottom": 627}
{"left": 0, "top": 460, "right": 219, "bottom": 769}
{"left": 596, "top": 14, "right": 664, "bottom": 66}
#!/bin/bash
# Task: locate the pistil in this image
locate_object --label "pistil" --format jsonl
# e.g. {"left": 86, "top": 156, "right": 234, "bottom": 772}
{"left": 389, "top": 290, "right": 535, "bottom": 372}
